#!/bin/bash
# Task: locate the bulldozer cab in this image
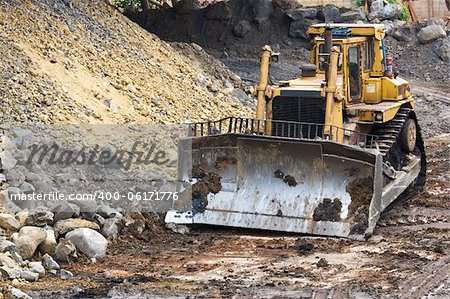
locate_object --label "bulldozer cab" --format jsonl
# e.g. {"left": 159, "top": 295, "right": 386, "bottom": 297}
{"left": 310, "top": 25, "right": 383, "bottom": 103}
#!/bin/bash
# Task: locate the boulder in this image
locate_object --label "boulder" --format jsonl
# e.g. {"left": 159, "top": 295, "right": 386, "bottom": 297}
{"left": 166, "top": 223, "right": 190, "bottom": 235}
{"left": 0, "top": 213, "right": 20, "bottom": 231}
{"left": 205, "top": 1, "right": 232, "bottom": 20}
{"left": 42, "top": 253, "right": 60, "bottom": 270}
{"left": 251, "top": 0, "right": 274, "bottom": 23}
{"left": 433, "top": 38, "right": 450, "bottom": 62}
{"left": 298, "top": 8, "right": 317, "bottom": 19}
{"left": 21, "top": 270, "right": 39, "bottom": 282}
{"left": 5, "top": 168, "right": 25, "bottom": 187}
{"left": 233, "top": 20, "right": 252, "bottom": 38}
{"left": 54, "top": 238, "right": 77, "bottom": 262}
{"left": 0, "top": 150, "right": 17, "bottom": 170}
{"left": 12, "top": 226, "right": 47, "bottom": 259}
{"left": 0, "top": 252, "right": 19, "bottom": 268}
{"left": 38, "top": 226, "right": 57, "bottom": 255}
{"left": 25, "top": 210, "right": 54, "bottom": 226}
{"left": 28, "top": 261, "right": 45, "bottom": 278}
{"left": 0, "top": 265, "right": 21, "bottom": 279}
{"left": 317, "top": 6, "right": 340, "bottom": 23}
{"left": 368, "top": 0, "right": 402, "bottom": 21}
{"left": 19, "top": 182, "right": 35, "bottom": 194}
{"left": 339, "top": 8, "right": 366, "bottom": 22}
{"left": 0, "top": 238, "right": 17, "bottom": 253}
{"left": 418, "top": 25, "right": 447, "bottom": 44}
{"left": 70, "top": 199, "right": 97, "bottom": 220}
{"left": 101, "top": 217, "right": 122, "bottom": 238}
{"left": 53, "top": 218, "right": 100, "bottom": 236}
{"left": 66, "top": 228, "right": 107, "bottom": 259}
{"left": 51, "top": 201, "right": 76, "bottom": 222}
{"left": 15, "top": 211, "right": 29, "bottom": 228}
{"left": 94, "top": 214, "right": 105, "bottom": 227}
{"left": 289, "top": 19, "right": 314, "bottom": 39}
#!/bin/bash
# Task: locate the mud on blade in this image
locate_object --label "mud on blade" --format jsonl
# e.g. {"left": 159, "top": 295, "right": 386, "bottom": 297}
{"left": 166, "top": 134, "right": 384, "bottom": 240}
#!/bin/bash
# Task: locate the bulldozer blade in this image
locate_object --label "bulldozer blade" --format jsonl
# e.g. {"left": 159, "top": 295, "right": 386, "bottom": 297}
{"left": 166, "top": 134, "right": 419, "bottom": 240}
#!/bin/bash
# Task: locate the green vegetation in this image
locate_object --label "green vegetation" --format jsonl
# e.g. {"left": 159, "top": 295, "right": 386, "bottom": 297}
{"left": 114, "top": 0, "right": 142, "bottom": 11}
{"left": 400, "top": 4, "right": 411, "bottom": 21}
{"left": 353, "top": 0, "right": 365, "bottom": 7}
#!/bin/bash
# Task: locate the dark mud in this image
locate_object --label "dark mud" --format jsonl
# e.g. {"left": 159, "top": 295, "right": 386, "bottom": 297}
{"left": 191, "top": 163, "right": 222, "bottom": 212}
{"left": 312, "top": 198, "right": 342, "bottom": 222}
{"left": 274, "top": 169, "right": 298, "bottom": 187}
{"left": 346, "top": 177, "right": 373, "bottom": 234}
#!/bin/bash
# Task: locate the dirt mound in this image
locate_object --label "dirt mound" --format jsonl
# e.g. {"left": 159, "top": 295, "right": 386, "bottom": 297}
{"left": 0, "top": 0, "right": 252, "bottom": 124}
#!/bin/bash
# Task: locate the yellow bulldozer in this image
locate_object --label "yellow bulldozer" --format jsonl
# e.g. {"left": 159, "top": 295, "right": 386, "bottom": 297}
{"left": 165, "top": 24, "right": 426, "bottom": 240}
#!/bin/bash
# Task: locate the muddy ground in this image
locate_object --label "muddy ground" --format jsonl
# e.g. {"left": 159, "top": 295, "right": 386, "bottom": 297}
{"left": 7, "top": 84, "right": 449, "bottom": 298}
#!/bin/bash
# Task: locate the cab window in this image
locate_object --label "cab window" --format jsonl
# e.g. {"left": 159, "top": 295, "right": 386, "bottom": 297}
{"left": 318, "top": 44, "right": 343, "bottom": 71}
{"left": 348, "top": 46, "right": 361, "bottom": 99}
{"left": 364, "top": 40, "right": 374, "bottom": 72}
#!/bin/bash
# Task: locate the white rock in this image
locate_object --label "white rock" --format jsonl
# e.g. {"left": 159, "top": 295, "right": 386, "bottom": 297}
{"left": 38, "top": 226, "right": 57, "bottom": 255}
{"left": 29, "top": 261, "right": 45, "bottom": 278}
{"left": 0, "top": 213, "right": 21, "bottom": 231}
{"left": 42, "top": 253, "right": 60, "bottom": 270}
{"left": 60, "top": 269, "right": 74, "bottom": 280}
{"left": 101, "top": 217, "right": 122, "bottom": 238}
{"left": 11, "top": 288, "right": 32, "bottom": 299}
{"left": 13, "top": 226, "right": 47, "bottom": 259}
{"left": 66, "top": 228, "right": 107, "bottom": 259}
{"left": 21, "top": 269, "right": 39, "bottom": 282}
{"left": 0, "top": 150, "right": 17, "bottom": 170}
{"left": 0, "top": 265, "right": 21, "bottom": 279}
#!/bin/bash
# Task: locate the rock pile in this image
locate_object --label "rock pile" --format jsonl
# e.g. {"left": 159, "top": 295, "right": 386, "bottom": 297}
{"left": 0, "top": 194, "right": 133, "bottom": 282}
{"left": 0, "top": 0, "right": 252, "bottom": 125}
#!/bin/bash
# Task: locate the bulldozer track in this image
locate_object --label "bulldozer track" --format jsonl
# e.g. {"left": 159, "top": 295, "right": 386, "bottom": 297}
{"left": 371, "top": 107, "right": 412, "bottom": 157}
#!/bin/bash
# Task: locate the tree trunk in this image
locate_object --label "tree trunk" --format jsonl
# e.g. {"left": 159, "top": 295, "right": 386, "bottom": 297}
{"left": 141, "top": 0, "right": 150, "bottom": 11}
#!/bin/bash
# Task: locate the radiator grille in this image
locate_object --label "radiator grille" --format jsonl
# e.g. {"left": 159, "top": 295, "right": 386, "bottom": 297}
{"left": 272, "top": 97, "right": 326, "bottom": 138}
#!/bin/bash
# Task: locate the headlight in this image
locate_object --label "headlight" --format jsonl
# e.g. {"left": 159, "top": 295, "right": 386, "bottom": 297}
{"left": 375, "top": 112, "right": 383, "bottom": 121}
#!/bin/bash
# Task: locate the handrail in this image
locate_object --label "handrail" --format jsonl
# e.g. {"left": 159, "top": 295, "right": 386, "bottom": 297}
{"left": 188, "top": 117, "right": 378, "bottom": 149}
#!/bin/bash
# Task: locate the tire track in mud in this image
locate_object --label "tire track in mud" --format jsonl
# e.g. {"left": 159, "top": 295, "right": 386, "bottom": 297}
{"left": 397, "top": 254, "right": 450, "bottom": 298}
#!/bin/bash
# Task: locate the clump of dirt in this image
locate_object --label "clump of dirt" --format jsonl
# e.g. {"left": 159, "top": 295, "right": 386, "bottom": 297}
{"left": 191, "top": 164, "right": 222, "bottom": 212}
{"left": 347, "top": 177, "right": 374, "bottom": 234}
{"left": 316, "top": 258, "right": 329, "bottom": 268}
{"left": 294, "top": 239, "right": 314, "bottom": 255}
{"left": 312, "top": 198, "right": 342, "bottom": 222}
{"left": 273, "top": 170, "right": 298, "bottom": 187}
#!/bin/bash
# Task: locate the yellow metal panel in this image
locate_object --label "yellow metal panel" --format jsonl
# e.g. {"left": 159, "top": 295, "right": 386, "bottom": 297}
{"left": 308, "top": 24, "right": 386, "bottom": 40}
{"left": 381, "top": 77, "right": 402, "bottom": 101}
{"left": 348, "top": 98, "right": 414, "bottom": 123}
{"left": 363, "top": 78, "right": 382, "bottom": 104}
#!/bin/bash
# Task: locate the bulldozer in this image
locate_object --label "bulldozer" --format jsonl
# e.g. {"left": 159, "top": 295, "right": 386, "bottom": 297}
{"left": 165, "top": 24, "right": 426, "bottom": 240}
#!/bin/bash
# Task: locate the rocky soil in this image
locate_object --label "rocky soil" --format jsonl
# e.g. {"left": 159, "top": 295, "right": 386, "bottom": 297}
{"left": 0, "top": 0, "right": 253, "bottom": 125}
